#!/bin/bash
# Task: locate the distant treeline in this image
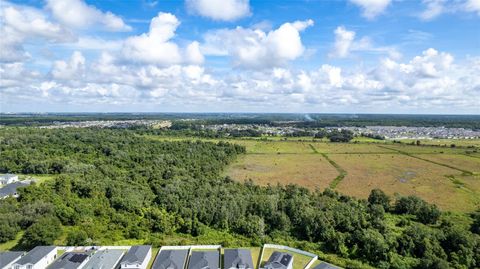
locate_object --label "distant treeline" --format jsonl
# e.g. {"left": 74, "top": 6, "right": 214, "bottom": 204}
{"left": 1, "top": 128, "right": 479, "bottom": 269}
{"left": 2, "top": 113, "right": 480, "bottom": 129}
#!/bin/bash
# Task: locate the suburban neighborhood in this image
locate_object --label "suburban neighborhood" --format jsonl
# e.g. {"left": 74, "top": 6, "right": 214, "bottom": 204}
{"left": 0, "top": 244, "right": 340, "bottom": 269}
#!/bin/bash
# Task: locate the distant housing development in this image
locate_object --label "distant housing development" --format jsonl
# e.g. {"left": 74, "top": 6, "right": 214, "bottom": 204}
{"left": 0, "top": 244, "right": 342, "bottom": 269}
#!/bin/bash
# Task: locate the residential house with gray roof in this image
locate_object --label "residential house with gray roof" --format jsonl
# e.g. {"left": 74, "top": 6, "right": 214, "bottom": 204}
{"left": 11, "top": 246, "right": 57, "bottom": 269}
{"left": 81, "top": 249, "right": 125, "bottom": 269}
{"left": 0, "top": 174, "right": 18, "bottom": 185}
{"left": 223, "top": 249, "right": 254, "bottom": 269}
{"left": 187, "top": 251, "right": 219, "bottom": 269}
{"left": 0, "top": 251, "right": 24, "bottom": 269}
{"left": 152, "top": 249, "right": 188, "bottom": 269}
{"left": 48, "top": 252, "right": 90, "bottom": 269}
{"left": 119, "top": 245, "right": 152, "bottom": 269}
{"left": 262, "top": 252, "right": 293, "bottom": 269}
{"left": 0, "top": 181, "right": 30, "bottom": 199}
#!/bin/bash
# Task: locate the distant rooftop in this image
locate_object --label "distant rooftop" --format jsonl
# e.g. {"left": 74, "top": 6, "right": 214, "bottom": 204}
{"left": 224, "top": 249, "right": 254, "bottom": 269}
{"left": 152, "top": 249, "right": 188, "bottom": 269}
{"left": 14, "top": 246, "right": 56, "bottom": 265}
{"left": 188, "top": 251, "right": 219, "bottom": 269}
{"left": 120, "top": 245, "right": 151, "bottom": 265}
{"left": 82, "top": 249, "right": 125, "bottom": 269}
{"left": 0, "top": 251, "right": 24, "bottom": 268}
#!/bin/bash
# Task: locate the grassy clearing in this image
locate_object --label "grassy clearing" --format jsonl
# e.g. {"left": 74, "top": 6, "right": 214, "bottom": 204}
{"left": 225, "top": 153, "right": 338, "bottom": 190}
{"left": 0, "top": 232, "right": 23, "bottom": 251}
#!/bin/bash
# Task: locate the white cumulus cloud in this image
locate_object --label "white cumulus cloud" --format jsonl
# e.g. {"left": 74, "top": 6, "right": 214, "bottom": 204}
{"left": 349, "top": 0, "right": 392, "bottom": 19}
{"left": 202, "top": 19, "right": 314, "bottom": 68}
{"left": 46, "top": 0, "right": 131, "bottom": 31}
{"left": 186, "top": 0, "right": 251, "bottom": 21}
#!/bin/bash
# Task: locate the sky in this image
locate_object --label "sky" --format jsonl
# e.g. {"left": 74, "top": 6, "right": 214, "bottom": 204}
{"left": 0, "top": 0, "right": 479, "bottom": 114}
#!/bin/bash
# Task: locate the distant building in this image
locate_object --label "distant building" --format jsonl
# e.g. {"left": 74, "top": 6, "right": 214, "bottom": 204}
{"left": 188, "top": 251, "right": 220, "bottom": 269}
{"left": 313, "top": 262, "right": 342, "bottom": 269}
{"left": 0, "top": 181, "right": 30, "bottom": 199}
{"left": 11, "top": 246, "right": 57, "bottom": 269}
{"left": 152, "top": 249, "right": 188, "bottom": 269}
{"left": 119, "top": 245, "right": 152, "bottom": 269}
{"left": 0, "top": 174, "right": 18, "bottom": 185}
{"left": 0, "top": 251, "right": 24, "bottom": 269}
{"left": 48, "top": 252, "right": 91, "bottom": 269}
{"left": 263, "top": 252, "right": 293, "bottom": 269}
{"left": 223, "top": 249, "right": 254, "bottom": 269}
{"left": 81, "top": 249, "right": 125, "bottom": 269}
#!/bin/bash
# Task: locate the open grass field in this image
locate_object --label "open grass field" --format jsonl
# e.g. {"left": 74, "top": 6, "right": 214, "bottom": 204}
{"left": 144, "top": 135, "right": 480, "bottom": 212}
{"left": 331, "top": 154, "right": 480, "bottom": 212}
{"left": 225, "top": 153, "right": 338, "bottom": 190}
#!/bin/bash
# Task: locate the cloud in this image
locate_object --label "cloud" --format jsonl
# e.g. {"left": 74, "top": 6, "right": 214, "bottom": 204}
{"left": 0, "top": 2, "right": 75, "bottom": 62}
{"left": 202, "top": 19, "right": 314, "bottom": 68}
{"left": 51, "top": 51, "right": 86, "bottom": 80}
{"left": 419, "top": 0, "right": 480, "bottom": 20}
{"left": 330, "top": 26, "right": 400, "bottom": 59}
{"left": 186, "top": 0, "right": 251, "bottom": 21}
{"left": 330, "top": 26, "right": 355, "bottom": 58}
{"left": 122, "top": 12, "right": 204, "bottom": 66}
{"left": 349, "top": 0, "right": 392, "bottom": 19}
{"left": 419, "top": 0, "right": 446, "bottom": 20}
{"left": 46, "top": 0, "right": 131, "bottom": 31}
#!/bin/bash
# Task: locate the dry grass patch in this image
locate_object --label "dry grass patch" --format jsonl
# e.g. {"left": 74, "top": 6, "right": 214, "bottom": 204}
{"left": 311, "top": 143, "right": 393, "bottom": 154}
{"left": 225, "top": 153, "right": 338, "bottom": 190}
{"left": 332, "top": 154, "right": 478, "bottom": 212}
{"left": 419, "top": 154, "right": 480, "bottom": 173}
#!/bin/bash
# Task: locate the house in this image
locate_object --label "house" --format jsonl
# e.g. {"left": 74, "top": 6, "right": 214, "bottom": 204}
{"left": 263, "top": 252, "right": 293, "bottom": 269}
{"left": 187, "top": 251, "right": 220, "bottom": 269}
{"left": 119, "top": 245, "right": 152, "bottom": 269}
{"left": 81, "top": 249, "right": 125, "bottom": 269}
{"left": 0, "top": 181, "right": 30, "bottom": 199}
{"left": 313, "top": 262, "right": 342, "bottom": 269}
{"left": 48, "top": 252, "right": 91, "bottom": 269}
{"left": 152, "top": 249, "right": 188, "bottom": 269}
{"left": 11, "top": 246, "right": 57, "bottom": 269}
{"left": 0, "top": 251, "right": 24, "bottom": 269}
{"left": 0, "top": 174, "right": 18, "bottom": 185}
{"left": 223, "top": 249, "right": 254, "bottom": 269}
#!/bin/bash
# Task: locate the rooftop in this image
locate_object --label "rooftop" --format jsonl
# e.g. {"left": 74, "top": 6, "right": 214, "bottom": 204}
{"left": 14, "top": 246, "right": 57, "bottom": 265}
{"left": 120, "top": 245, "right": 151, "bottom": 265}
{"left": 0, "top": 251, "right": 24, "bottom": 268}
{"left": 188, "top": 251, "right": 219, "bottom": 269}
{"left": 313, "top": 262, "right": 341, "bottom": 269}
{"left": 0, "top": 181, "right": 30, "bottom": 198}
{"left": 152, "top": 249, "right": 189, "bottom": 269}
{"left": 81, "top": 249, "right": 125, "bottom": 269}
{"left": 264, "top": 252, "right": 293, "bottom": 269}
{"left": 49, "top": 252, "right": 90, "bottom": 269}
{"left": 224, "top": 249, "right": 254, "bottom": 269}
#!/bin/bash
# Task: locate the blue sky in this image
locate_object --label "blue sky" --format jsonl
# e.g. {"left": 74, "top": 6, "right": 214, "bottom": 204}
{"left": 1, "top": 0, "right": 479, "bottom": 113}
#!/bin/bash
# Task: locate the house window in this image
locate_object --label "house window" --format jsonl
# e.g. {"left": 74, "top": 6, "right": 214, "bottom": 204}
{"left": 14, "top": 266, "right": 20, "bottom": 269}
{"left": 27, "top": 265, "right": 33, "bottom": 269}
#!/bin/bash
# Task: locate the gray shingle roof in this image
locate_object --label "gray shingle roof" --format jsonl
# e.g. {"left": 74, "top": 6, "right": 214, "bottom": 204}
{"left": 313, "top": 262, "right": 342, "bottom": 269}
{"left": 188, "top": 251, "right": 219, "bottom": 269}
{"left": 152, "top": 249, "right": 188, "bottom": 269}
{"left": 0, "top": 251, "right": 24, "bottom": 268}
{"left": 0, "top": 181, "right": 29, "bottom": 198}
{"left": 48, "top": 252, "right": 90, "bottom": 269}
{"left": 81, "top": 249, "right": 125, "bottom": 269}
{"left": 264, "top": 252, "right": 292, "bottom": 269}
{"left": 223, "top": 249, "right": 254, "bottom": 269}
{"left": 15, "top": 246, "right": 57, "bottom": 265}
{"left": 120, "top": 245, "right": 151, "bottom": 265}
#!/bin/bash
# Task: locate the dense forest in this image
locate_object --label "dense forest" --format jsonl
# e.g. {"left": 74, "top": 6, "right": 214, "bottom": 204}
{"left": 1, "top": 128, "right": 480, "bottom": 269}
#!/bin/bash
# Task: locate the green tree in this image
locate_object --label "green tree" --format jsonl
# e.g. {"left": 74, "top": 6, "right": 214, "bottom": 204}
{"left": 20, "top": 217, "right": 62, "bottom": 248}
